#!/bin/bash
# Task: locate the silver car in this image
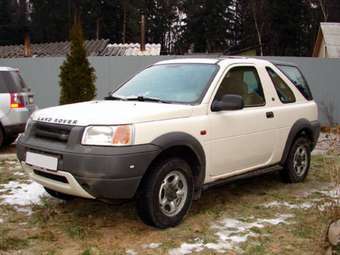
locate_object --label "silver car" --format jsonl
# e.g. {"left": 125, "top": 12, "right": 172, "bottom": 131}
{"left": 0, "top": 67, "right": 37, "bottom": 147}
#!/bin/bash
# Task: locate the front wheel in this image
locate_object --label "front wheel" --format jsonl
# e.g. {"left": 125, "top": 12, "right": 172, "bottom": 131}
{"left": 280, "top": 136, "right": 311, "bottom": 183}
{"left": 136, "top": 158, "right": 194, "bottom": 228}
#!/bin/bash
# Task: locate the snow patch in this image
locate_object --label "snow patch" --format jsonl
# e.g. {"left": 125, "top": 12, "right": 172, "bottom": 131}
{"left": 168, "top": 214, "right": 293, "bottom": 254}
{"left": 0, "top": 218, "right": 3, "bottom": 224}
{"left": 263, "top": 201, "right": 313, "bottom": 210}
{"left": 169, "top": 240, "right": 204, "bottom": 255}
{"left": 142, "top": 243, "right": 161, "bottom": 249}
{"left": 13, "top": 171, "right": 25, "bottom": 176}
{"left": 5, "top": 160, "right": 18, "bottom": 166}
{"left": 0, "top": 181, "right": 46, "bottom": 214}
{"left": 319, "top": 187, "right": 340, "bottom": 199}
{"left": 126, "top": 249, "right": 138, "bottom": 255}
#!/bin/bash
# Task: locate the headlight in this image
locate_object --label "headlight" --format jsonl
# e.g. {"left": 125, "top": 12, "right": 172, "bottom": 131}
{"left": 81, "top": 125, "right": 134, "bottom": 146}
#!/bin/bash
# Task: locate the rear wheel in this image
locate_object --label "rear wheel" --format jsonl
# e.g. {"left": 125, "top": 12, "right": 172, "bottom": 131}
{"left": 280, "top": 136, "right": 311, "bottom": 183}
{"left": 3, "top": 135, "right": 18, "bottom": 146}
{"left": 44, "top": 187, "right": 74, "bottom": 200}
{"left": 0, "top": 128, "right": 4, "bottom": 148}
{"left": 136, "top": 158, "right": 194, "bottom": 228}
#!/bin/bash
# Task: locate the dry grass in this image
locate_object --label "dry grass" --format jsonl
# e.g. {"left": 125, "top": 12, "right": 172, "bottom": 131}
{"left": 0, "top": 153, "right": 339, "bottom": 255}
{"left": 316, "top": 128, "right": 340, "bottom": 253}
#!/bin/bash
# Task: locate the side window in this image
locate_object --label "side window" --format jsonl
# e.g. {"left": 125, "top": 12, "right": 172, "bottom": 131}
{"left": 215, "top": 66, "right": 265, "bottom": 107}
{"left": 0, "top": 71, "right": 27, "bottom": 93}
{"left": 276, "top": 65, "right": 313, "bottom": 100}
{"left": 0, "top": 72, "right": 9, "bottom": 93}
{"left": 266, "top": 67, "right": 296, "bottom": 104}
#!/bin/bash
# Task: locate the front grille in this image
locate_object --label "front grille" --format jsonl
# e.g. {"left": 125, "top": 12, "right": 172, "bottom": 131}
{"left": 33, "top": 122, "right": 73, "bottom": 143}
{"left": 33, "top": 169, "right": 68, "bottom": 183}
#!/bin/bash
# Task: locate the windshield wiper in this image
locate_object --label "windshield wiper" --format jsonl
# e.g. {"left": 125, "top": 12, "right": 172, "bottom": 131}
{"left": 104, "top": 94, "right": 127, "bottom": 101}
{"left": 125, "top": 96, "right": 172, "bottom": 104}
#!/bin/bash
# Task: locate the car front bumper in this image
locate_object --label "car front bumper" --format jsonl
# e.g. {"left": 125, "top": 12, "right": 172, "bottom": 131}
{"left": 16, "top": 134, "right": 161, "bottom": 200}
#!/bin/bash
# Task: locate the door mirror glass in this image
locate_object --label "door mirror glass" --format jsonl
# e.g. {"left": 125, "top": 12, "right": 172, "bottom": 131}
{"left": 211, "top": 94, "right": 244, "bottom": 112}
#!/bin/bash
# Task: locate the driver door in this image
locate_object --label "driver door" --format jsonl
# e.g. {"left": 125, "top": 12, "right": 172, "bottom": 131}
{"left": 208, "top": 65, "right": 277, "bottom": 178}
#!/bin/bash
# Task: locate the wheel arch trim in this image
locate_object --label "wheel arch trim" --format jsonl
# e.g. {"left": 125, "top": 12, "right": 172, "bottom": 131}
{"left": 280, "top": 118, "right": 318, "bottom": 165}
{"left": 150, "top": 132, "right": 206, "bottom": 191}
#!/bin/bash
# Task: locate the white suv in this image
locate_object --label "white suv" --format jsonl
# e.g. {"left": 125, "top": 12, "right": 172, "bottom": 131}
{"left": 0, "top": 67, "right": 37, "bottom": 147}
{"left": 16, "top": 58, "right": 320, "bottom": 228}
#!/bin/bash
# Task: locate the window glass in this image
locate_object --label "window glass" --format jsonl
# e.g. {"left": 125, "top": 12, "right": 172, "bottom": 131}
{"left": 114, "top": 64, "right": 218, "bottom": 104}
{"left": 266, "top": 67, "right": 296, "bottom": 103}
{"left": 215, "top": 66, "right": 265, "bottom": 107}
{"left": 277, "top": 65, "right": 313, "bottom": 100}
{"left": 0, "top": 71, "right": 27, "bottom": 93}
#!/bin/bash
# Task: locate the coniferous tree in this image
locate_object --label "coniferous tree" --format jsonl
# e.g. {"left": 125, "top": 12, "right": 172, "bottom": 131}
{"left": 79, "top": 0, "right": 122, "bottom": 41}
{"left": 0, "top": 0, "right": 12, "bottom": 45}
{"left": 182, "top": 0, "right": 235, "bottom": 53}
{"left": 139, "top": 0, "right": 183, "bottom": 54}
{"left": 30, "top": 0, "right": 70, "bottom": 43}
{"left": 59, "top": 18, "right": 96, "bottom": 105}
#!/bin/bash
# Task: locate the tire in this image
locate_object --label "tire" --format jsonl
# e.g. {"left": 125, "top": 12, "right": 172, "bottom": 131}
{"left": 44, "top": 187, "right": 74, "bottom": 200}
{"left": 136, "top": 158, "right": 194, "bottom": 229}
{"left": 0, "top": 127, "right": 4, "bottom": 148}
{"left": 280, "top": 136, "right": 312, "bottom": 183}
{"left": 3, "top": 135, "right": 18, "bottom": 146}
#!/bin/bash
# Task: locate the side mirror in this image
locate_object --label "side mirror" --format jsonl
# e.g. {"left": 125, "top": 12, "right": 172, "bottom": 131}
{"left": 211, "top": 94, "right": 244, "bottom": 112}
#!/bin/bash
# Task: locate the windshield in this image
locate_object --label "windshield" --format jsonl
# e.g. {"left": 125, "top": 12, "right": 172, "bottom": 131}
{"left": 112, "top": 64, "right": 218, "bottom": 104}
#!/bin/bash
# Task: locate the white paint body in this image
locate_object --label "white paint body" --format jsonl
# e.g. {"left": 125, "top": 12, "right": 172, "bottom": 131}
{"left": 31, "top": 58, "right": 318, "bottom": 184}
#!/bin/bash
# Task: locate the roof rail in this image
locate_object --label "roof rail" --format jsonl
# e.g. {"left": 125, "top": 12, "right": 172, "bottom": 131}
{"left": 218, "top": 56, "right": 249, "bottom": 60}
{"left": 216, "top": 56, "right": 249, "bottom": 64}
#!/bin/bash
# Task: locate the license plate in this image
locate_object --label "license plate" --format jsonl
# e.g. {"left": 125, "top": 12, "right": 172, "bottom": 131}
{"left": 25, "top": 152, "right": 58, "bottom": 171}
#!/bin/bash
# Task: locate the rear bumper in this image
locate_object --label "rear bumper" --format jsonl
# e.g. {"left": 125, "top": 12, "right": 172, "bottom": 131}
{"left": 16, "top": 135, "right": 160, "bottom": 199}
{"left": 1, "top": 108, "right": 31, "bottom": 127}
{"left": 1, "top": 107, "right": 36, "bottom": 136}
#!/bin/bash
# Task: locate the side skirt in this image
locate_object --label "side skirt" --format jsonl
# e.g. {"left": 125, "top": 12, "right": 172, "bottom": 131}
{"left": 202, "top": 164, "right": 283, "bottom": 191}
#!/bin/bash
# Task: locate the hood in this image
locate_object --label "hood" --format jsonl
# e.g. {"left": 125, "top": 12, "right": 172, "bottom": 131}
{"left": 33, "top": 100, "right": 193, "bottom": 126}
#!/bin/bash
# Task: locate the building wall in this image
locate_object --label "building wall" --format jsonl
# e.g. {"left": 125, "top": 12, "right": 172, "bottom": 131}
{"left": 0, "top": 56, "right": 339, "bottom": 124}
{"left": 318, "top": 39, "right": 326, "bottom": 58}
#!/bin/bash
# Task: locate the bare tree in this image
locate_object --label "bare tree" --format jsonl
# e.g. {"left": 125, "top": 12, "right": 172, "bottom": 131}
{"left": 121, "top": 0, "right": 128, "bottom": 43}
{"left": 308, "top": 0, "right": 328, "bottom": 21}
{"left": 251, "top": 0, "right": 265, "bottom": 56}
{"left": 319, "top": 0, "right": 328, "bottom": 21}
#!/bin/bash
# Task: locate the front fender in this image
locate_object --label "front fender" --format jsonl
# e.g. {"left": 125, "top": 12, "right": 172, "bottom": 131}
{"left": 151, "top": 132, "right": 206, "bottom": 190}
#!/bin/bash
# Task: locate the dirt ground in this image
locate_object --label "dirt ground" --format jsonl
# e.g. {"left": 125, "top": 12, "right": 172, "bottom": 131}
{"left": 0, "top": 140, "right": 339, "bottom": 255}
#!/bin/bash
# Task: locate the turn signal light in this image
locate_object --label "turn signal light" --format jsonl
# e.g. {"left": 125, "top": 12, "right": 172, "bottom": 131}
{"left": 112, "top": 125, "right": 132, "bottom": 145}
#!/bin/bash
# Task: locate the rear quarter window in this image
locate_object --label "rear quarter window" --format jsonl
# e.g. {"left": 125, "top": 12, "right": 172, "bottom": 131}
{"left": 0, "top": 71, "right": 27, "bottom": 93}
{"left": 266, "top": 67, "right": 296, "bottom": 104}
{"left": 276, "top": 65, "right": 313, "bottom": 101}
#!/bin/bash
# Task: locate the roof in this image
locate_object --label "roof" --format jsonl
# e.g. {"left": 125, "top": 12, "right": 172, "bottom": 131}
{"left": 155, "top": 58, "right": 219, "bottom": 65}
{"left": 101, "top": 43, "right": 161, "bottom": 56}
{"left": 154, "top": 57, "right": 272, "bottom": 67}
{"left": 0, "top": 39, "right": 109, "bottom": 58}
{"left": 0, "top": 67, "right": 18, "bottom": 71}
{"left": 268, "top": 60, "right": 299, "bottom": 67}
{"left": 0, "top": 40, "right": 161, "bottom": 58}
{"left": 313, "top": 22, "right": 340, "bottom": 58}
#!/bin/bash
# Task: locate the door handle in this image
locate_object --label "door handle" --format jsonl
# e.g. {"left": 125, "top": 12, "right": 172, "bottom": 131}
{"left": 266, "top": 111, "right": 274, "bottom": 118}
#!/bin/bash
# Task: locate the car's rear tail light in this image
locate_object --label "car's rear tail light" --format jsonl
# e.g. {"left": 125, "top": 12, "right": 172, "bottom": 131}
{"left": 10, "top": 93, "right": 25, "bottom": 108}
